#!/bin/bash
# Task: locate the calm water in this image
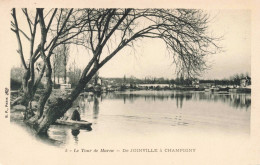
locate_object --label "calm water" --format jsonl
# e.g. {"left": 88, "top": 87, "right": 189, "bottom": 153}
{"left": 46, "top": 90, "right": 250, "bottom": 146}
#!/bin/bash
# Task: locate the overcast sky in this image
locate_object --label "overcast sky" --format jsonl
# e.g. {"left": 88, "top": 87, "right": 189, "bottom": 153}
{"left": 99, "top": 9, "right": 251, "bottom": 79}
{"left": 11, "top": 9, "right": 251, "bottom": 80}
{"left": 98, "top": 9, "right": 251, "bottom": 79}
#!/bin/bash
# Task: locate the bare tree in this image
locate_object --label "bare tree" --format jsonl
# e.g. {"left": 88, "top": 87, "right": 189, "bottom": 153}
{"left": 12, "top": 8, "right": 219, "bottom": 134}
{"left": 11, "top": 8, "right": 90, "bottom": 116}
{"left": 52, "top": 43, "right": 70, "bottom": 86}
{"left": 11, "top": 8, "right": 43, "bottom": 106}
{"left": 61, "top": 43, "right": 70, "bottom": 84}
{"left": 52, "top": 49, "right": 61, "bottom": 86}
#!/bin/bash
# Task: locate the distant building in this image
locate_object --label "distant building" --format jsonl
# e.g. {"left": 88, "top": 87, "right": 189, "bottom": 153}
{"left": 192, "top": 79, "right": 199, "bottom": 88}
{"left": 138, "top": 84, "right": 169, "bottom": 88}
{"left": 97, "top": 77, "right": 102, "bottom": 85}
{"left": 240, "top": 76, "right": 251, "bottom": 87}
{"left": 199, "top": 80, "right": 215, "bottom": 88}
{"left": 60, "top": 84, "right": 71, "bottom": 90}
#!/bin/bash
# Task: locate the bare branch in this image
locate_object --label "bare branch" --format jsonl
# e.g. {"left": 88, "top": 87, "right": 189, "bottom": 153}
{"left": 46, "top": 8, "right": 57, "bottom": 32}
{"left": 18, "top": 28, "right": 30, "bottom": 41}
{"left": 11, "top": 8, "right": 28, "bottom": 70}
{"left": 22, "top": 8, "right": 33, "bottom": 35}
{"left": 100, "top": 9, "right": 132, "bottom": 48}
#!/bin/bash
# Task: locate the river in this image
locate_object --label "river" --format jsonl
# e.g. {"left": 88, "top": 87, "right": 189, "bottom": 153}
{"left": 43, "top": 90, "right": 251, "bottom": 146}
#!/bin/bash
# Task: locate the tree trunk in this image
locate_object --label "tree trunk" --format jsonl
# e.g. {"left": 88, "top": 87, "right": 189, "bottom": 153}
{"left": 21, "top": 70, "right": 31, "bottom": 106}
{"left": 64, "top": 54, "right": 67, "bottom": 84}
{"left": 64, "top": 67, "right": 67, "bottom": 84}
{"left": 12, "top": 69, "right": 34, "bottom": 107}
{"left": 34, "top": 98, "right": 73, "bottom": 134}
{"left": 12, "top": 63, "right": 45, "bottom": 107}
{"left": 35, "top": 58, "right": 52, "bottom": 118}
{"left": 32, "top": 78, "right": 88, "bottom": 134}
{"left": 22, "top": 69, "right": 30, "bottom": 92}
{"left": 30, "top": 68, "right": 98, "bottom": 134}
{"left": 53, "top": 63, "right": 56, "bottom": 88}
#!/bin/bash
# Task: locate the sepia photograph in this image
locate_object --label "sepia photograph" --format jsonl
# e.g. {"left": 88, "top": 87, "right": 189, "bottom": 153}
{"left": 0, "top": 0, "right": 259, "bottom": 165}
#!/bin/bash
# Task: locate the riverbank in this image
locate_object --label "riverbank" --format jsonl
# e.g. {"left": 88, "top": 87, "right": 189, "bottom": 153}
{"left": 11, "top": 85, "right": 251, "bottom": 105}
{"left": 92, "top": 86, "right": 251, "bottom": 94}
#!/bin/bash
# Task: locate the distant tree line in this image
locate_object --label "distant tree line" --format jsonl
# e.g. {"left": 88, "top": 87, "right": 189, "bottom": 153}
{"left": 11, "top": 66, "right": 83, "bottom": 89}
{"left": 11, "top": 65, "right": 251, "bottom": 90}
{"left": 100, "top": 73, "right": 251, "bottom": 87}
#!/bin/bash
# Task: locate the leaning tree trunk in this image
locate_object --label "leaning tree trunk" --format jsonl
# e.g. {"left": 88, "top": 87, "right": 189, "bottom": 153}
{"left": 31, "top": 68, "right": 98, "bottom": 134}
{"left": 33, "top": 78, "right": 88, "bottom": 134}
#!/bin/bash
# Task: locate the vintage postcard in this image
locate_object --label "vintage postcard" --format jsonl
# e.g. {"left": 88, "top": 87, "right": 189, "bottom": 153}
{"left": 0, "top": 0, "right": 259, "bottom": 165}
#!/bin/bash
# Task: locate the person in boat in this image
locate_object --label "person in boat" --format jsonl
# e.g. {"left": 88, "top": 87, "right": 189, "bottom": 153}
{"left": 71, "top": 106, "right": 81, "bottom": 121}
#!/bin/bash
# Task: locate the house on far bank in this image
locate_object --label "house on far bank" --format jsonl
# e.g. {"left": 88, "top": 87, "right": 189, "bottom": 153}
{"left": 95, "top": 77, "right": 102, "bottom": 86}
{"left": 240, "top": 76, "right": 251, "bottom": 87}
{"left": 198, "top": 80, "right": 215, "bottom": 88}
{"left": 137, "top": 84, "right": 169, "bottom": 89}
{"left": 192, "top": 79, "right": 199, "bottom": 88}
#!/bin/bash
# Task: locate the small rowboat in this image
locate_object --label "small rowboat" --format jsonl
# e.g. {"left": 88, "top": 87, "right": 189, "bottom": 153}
{"left": 55, "top": 119, "right": 92, "bottom": 128}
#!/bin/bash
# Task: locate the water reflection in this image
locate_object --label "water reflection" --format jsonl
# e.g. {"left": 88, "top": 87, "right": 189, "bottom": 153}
{"left": 75, "top": 91, "right": 250, "bottom": 129}
{"left": 71, "top": 129, "right": 80, "bottom": 145}
{"left": 94, "top": 91, "right": 250, "bottom": 110}
{"left": 88, "top": 92, "right": 251, "bottom": 111}
{"left": 46, "top": 125, "right": 69, "bottom": 145}
{"left": 45, "top": 90, "right": 250, "bottom": 146}
{"left": 93, "top": 96, "right": 99, "bottom": 119}
{"left": 75, "top": 91, "right": 250, "bottom": 132}
{"left": 46, "top": 125, "right": 92, "bottom": 146}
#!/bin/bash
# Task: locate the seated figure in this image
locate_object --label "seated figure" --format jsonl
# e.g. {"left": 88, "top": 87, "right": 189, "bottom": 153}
{"left": 71, "top": 106, "right": 81, "bottom": 121}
